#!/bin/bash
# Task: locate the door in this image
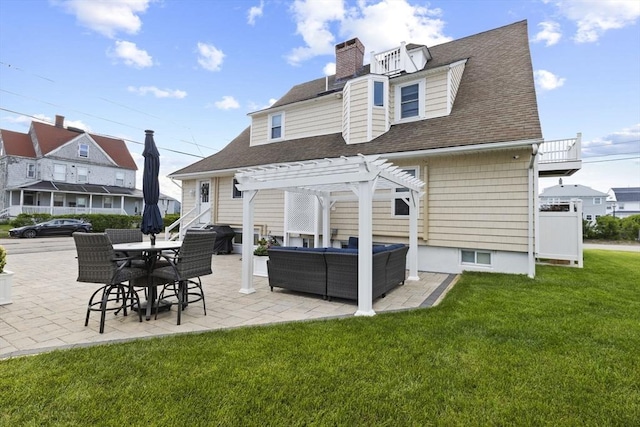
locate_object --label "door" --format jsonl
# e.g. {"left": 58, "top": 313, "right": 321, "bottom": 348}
{"left": 197, "top": 180, "right": 211, "bottom": 225}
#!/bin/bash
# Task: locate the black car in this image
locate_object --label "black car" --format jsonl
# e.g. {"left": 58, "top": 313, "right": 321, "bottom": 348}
{"left": 9, "top": 219, "right": 93, "bottom": 238}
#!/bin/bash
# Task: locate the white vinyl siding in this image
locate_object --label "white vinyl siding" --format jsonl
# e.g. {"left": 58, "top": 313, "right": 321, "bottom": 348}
{"left": 425, "top": 71, "right": 448, "bottom": 118}
{"left": 216, "top": 176, "right": 286, "bottom": 237}
{"left": 427, "top": 150, "right": 530, "bottom": 252}
{"left": 250, "top": 97, "right": 342, "bottom": 146}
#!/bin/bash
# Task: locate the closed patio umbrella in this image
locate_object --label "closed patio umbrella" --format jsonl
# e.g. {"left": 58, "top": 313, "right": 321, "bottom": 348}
{"left": 140, "top": 130, "right": 163, "bottom": 245}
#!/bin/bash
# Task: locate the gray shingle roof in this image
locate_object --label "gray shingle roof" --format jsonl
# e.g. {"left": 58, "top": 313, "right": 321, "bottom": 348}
{"left": 610, "top": 187, "right": 640, "bottom": 203}
{"left": 172, "top": 20, "right": 541, "bottom": 177}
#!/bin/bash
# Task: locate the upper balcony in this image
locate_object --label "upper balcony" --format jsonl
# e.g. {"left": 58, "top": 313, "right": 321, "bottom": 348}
{"left": 370, "top": 42, "right": 430, "bottom": 76}
{"left": 538, "top": 133, "right": 582, "bottom": 177}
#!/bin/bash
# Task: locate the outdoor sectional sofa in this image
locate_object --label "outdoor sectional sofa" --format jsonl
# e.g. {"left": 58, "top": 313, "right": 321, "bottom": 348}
{"left": 266, "top": 242, "right": 409, "bottom": 301}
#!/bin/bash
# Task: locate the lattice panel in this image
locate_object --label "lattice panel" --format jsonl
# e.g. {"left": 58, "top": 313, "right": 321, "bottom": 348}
{"left": 286, "top": 192, "right": 316, "bottom": 233}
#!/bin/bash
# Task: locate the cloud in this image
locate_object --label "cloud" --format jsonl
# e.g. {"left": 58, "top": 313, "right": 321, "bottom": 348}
{"left": 323, "top": 62, "right": 336, "bottom": 76}
{"left": 286, "top": 0, "right": 346, "bottom": 64}
{"left": 286, "top": 0, "right": 451, "bottom": 65}
{"left": 55, "top": 0, "right": 152, "bottom": 38}
{"left": 109, "top": 40, "right": 153, "bottom": 68}
{"left": 65, "top": 119, "right": 92, "bottom": 132}
{"left": 534, "top": 69, "right": 566, "bottom": 91}
{"left": 214, "top": 96, "right": 240, "bottom": 110}
{"left": 247, "top": 98, "right": 278, "bottom": 112}
{"left": 549, "top": 0, "right": 640, "bottom": 43}
{"left": 127, "top": 86, "right": 187, "bottom": 98}
{"left": 532, "top": 21, "right": 562, "bottom": 46}
{"left": 197, "top": 42, "right": 225, "bottom": 71}
{"left": 247, "top": 1, "right": 264, "bottom": 25}
{"left": 582, "top": 124, "right": 640, "bottom": 157}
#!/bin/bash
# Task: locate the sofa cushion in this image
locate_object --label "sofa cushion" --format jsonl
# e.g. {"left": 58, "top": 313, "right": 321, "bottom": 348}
{"left": 347, "top": 237, "right": 359, "bottom": 249}
{"left": 325, "top": 247, "right": 358, "bottom": 254}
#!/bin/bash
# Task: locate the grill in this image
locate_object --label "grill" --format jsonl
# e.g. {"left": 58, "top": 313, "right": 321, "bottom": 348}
{"left": 204, "top": 224, "right": 236, "bottom": 254}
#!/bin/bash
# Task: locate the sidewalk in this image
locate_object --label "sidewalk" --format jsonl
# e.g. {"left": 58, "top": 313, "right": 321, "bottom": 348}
{"left": 0, "top": 244, "right": 454, "bottom": 359}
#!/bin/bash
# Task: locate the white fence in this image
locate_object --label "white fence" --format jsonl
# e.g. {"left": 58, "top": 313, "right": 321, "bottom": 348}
{"left": 537, "top": 200, "right": 583, "bottom": 267}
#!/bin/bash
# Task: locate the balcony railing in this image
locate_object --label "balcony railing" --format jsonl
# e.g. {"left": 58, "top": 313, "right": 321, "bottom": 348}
{"left": 370, "top": 42, "right": 419, "bottom": 75}
{"left": 538, "top": 133, "right": 582, "bottom": 176}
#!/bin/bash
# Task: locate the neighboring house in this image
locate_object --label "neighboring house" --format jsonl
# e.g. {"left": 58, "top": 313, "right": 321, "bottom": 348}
{"left": 607, "top": 187, "right": 640, "bottom": 219}
{"left": 169, "top": 20, "right": 580, "bottom": 277}
{"left": 0, "top": 115, "right": 175, "bottom": 218}
{"left": 539, "top": 180, "right": 608, "bottom": 224}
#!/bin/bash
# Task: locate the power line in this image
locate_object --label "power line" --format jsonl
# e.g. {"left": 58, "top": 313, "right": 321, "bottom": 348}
{"left": 583, "top": 156, "right": 640, "bottom": 164}
{"left": 0, "top": 107, "right": 206, "bottom": 159}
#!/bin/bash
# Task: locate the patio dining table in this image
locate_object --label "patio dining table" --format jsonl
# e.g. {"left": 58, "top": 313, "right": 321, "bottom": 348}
{"left": 113, "top": 240, "right": 182, "bottom": 320}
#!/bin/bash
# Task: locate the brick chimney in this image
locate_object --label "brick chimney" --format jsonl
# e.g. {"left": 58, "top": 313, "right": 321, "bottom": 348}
{"left": 335, "top": 38, "right": 364, "bottom": 80}
{"left": 55, "top": 115, "right": 65, "bottom": 128}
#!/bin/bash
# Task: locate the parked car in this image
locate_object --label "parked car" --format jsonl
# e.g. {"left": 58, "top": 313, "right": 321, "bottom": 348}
{"left": 9, "top": 219, "right": 92, "bottom": 238}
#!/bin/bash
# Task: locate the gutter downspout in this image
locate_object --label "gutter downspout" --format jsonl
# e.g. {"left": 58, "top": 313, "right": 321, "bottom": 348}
{"left": 528, "top": 143, "right": 539, "bottom": 278}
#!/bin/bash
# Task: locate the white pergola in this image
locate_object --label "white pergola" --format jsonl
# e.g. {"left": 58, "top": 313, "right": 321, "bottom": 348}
{"left": 234, "top": 154, "right": 425, "bottom": 316}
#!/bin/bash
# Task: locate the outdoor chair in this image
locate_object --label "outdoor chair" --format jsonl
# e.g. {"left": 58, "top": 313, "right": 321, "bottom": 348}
{"left": 73, "top": 232, "right": 147, "bottom": 333}
{"left": 150, "top": 230, "right": 216, "bottom": 325}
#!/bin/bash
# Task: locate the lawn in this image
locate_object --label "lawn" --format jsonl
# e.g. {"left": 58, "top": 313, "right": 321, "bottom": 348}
{"left": 1, "top": 250, "right": 638, "bottom": 425}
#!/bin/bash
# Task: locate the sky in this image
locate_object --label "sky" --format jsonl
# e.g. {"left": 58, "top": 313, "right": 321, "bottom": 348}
{"left": 1, "top": 0, "right": 639, "bottom": 201}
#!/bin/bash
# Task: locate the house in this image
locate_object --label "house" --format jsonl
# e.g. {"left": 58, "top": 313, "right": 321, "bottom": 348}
{"left": 539, "top": 180, "right": 608, "bottom": 224}
{"left": 169, "top": 20, "right": 581, "bottom": 279}
{"left": 606, "top": 187, "right": 640, "bottom": 219}
{"left": 0, "top": 115, "right": 176, "bottom": 218}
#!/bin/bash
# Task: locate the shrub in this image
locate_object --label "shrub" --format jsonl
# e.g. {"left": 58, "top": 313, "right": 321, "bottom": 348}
{"left": 582, "top": 220, "right": 597, "bottom": 239}
{"left": 0, "top": 245, "right": 6, "bottom": 273}
{"left": 594, "top": 215, "right": 620, "bottom": 240}
{"left": 620, "top": 214, "right": 640, "bottom": 241}
{"left": 163, "top": 214, "right": 180, "bottom": 229}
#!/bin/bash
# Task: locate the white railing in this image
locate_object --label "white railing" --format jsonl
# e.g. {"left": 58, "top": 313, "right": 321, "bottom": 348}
{"left": 164, "top": 206, "right": 211, "bottom": 241}
{"left": 370, "top": 42, "right": 418, "bottom": 75}
{"left": 15, "top": 206, "right": 127, "bottom": 216}
{"left": 539, "top": 133, "right": 581, "bottom": 164}
{"left": 0, "top": 208, "right": 10, "bottom": 219}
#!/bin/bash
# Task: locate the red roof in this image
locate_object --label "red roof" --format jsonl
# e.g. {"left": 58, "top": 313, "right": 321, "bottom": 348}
{"left": 30, "top": 121, "right": 137, "bottom": 170}
{"left": 1, "top": 129, "right": 36, "bottom": 157}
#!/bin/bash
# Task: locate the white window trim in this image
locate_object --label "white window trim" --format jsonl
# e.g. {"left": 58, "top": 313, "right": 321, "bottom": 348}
{"left": 53, "top": 164, "right": 66, "bottom": 182}
{"left": 394, "top": 79, "right": 425, "bottom": 123}
{"left": 268, "top": 112, "right": 285, "bottom": 141}
{"left": 115, "top": 172, "right": 125, "bottom": 187}
{"left": 77, "top": 166, "right": 88, "bottom": 183}
{"left": 391, "top": 166, "right": 418, "bottom": 217}
{"left": 27, "top": 163, "right": 36, "bottom": 179}
{"left": 78, "top": 143, "right": 89, "bottom": 158}
{"left": 593, "top": 197, "right": 602, "bottom": 205}
{"left": 460, "top": 249, "right": 493, "bottom": 268}
{"left": 232, "top": 178, "right": 242, "bottom": 199}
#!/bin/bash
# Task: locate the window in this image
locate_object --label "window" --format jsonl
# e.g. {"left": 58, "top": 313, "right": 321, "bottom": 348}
{"left": 585, "top": 214, "right": 593, "bottom": 221}
{"left": 201, "top": 182, "right": 210, "bottom": 203}
{"left": 77, "top": 167, "right": 88, "bottom": 183}
{"left": 232, "top": 178, "right": 242, "bottom": 199}
{"left": 269, "top": 113, "right": 283, "bottom": 140}
{"left": 115, "top": 172, "right": 124, "bottom": 187}
{"left": 53, "top": 164, "right": 66, "bottom": 181}
{"left": 461, "top": 250, "right": 492, "bottom": 266}
{"left": 76, "top": 197, "right": 87, "bottom": 208}
{"left": 54, "top": 194, "right": 64, "bottom": 207}
{"left": 395, "top": 80, "right": 424, "bottom": 122}
{"left": 78, "top": 143, "right": 89, "bottom": 158}
{"left": 373, "top": 81, "right": 384, "bottom": 107}
{"left": 593, "top": 197, "right": 602, "bottom": 205}
{"left": 103, "top": 196, "right": 112, "bottom": 209}
{"left": 27, "top": 163, "right": 36, "bottom": 179}
{"left": 393, "top": 167, "right": 417, "bottom": 216}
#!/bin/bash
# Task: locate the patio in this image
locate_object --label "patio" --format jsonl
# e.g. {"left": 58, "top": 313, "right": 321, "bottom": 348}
{"left": 0, "top": 241, "right": 455, "bottom": 359}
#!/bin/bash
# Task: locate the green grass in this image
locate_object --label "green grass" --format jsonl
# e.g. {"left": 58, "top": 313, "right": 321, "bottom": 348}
{"left": 1, "top": 250, "right": 639, "bottom": 426}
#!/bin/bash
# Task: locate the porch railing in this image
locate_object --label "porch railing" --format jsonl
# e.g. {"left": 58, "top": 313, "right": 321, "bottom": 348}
{"left": 164, "top": 206, "right": 211, "bottom": 241}
{"left": 10, "top": 206, "right": 127, "bottom": 216}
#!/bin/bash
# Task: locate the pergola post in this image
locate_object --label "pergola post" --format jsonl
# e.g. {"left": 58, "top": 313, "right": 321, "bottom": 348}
{"left": 240, "top": 189, "right": 257, "bottom": 294}
{"left": 320, "top": 193, "right": 331, "bottom": 247}
{"left": 407, "top": 190, "right": 419, "bottom": 281}
{"left": 355, "top": 179, "right": 375, "bottom": 316}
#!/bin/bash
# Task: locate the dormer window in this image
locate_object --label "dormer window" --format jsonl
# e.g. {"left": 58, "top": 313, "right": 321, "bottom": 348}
{"left": 373, "top": 81, "right": 384, "bottom": 107}
{"left": 269, "top": 112, "right": 284, "bottom": 140}
{"left": 78, "top": 143, "right": 89, "bottom": 158}
{"left": 395, "top": 79, "right": 425, "bottom": 122}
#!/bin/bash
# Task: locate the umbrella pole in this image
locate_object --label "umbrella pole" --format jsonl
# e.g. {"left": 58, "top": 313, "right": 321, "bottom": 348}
{"left": 150, "top": 233, "right": 156, "bottom": 246}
